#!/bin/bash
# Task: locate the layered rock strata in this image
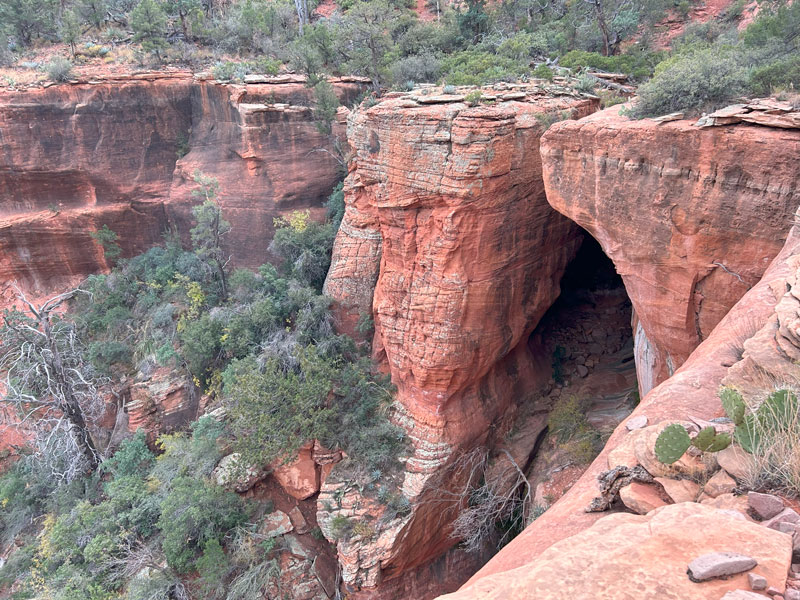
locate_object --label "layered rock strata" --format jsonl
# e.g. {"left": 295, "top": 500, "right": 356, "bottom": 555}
{"left": 321, "top": 85, "right": 598, "bottom": 594}
{"left": 0, "top": 73, "right": 365, "bottom": 306}
{"left": 541, "top": 104, "right": 800, "bottom": 394}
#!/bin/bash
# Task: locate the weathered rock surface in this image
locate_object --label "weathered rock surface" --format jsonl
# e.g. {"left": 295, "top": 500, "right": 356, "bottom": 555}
{"left": 321, "top": 86, "right": 598, "bottom": 593}
{"left": 541, "top": 104, "right": 800, "bottom": 395}
{"left": 450, "top": 202, "right": 800, "bottom": 595}
{"left": 0, "top": 75, "right": 364, "bottom": 307}
{"left": 439, "top": 503, "right": 791, "bottom": 600}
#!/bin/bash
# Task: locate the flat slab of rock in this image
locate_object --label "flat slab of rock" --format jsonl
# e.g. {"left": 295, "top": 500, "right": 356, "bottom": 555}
{"left": 749, "top": 492, "right": 785, "bottom": 521}
{"left": 687, "top": 552, "right": 757, "bottom": 582}
{"left": 437, "top": 503, "right": 793, "bottom": 600}
{"left": 716, "top": 445, "right": 755, "bottom": 481}
{"left": 722, "top": 591, "right": 773, "bottom": 600}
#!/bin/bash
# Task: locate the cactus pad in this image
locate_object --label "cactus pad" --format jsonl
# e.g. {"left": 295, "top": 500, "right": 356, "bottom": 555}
{"left": 692, "top": 426, "right": 717, "bottom": 451}
{"left": 705, "top": 432, "right": 731, "bottom": 452}
{"left": 720, "top": 387, "right": 746, "bottom": 426}
{"left": 654, "top": 424, "right": 692, "bottom": 464}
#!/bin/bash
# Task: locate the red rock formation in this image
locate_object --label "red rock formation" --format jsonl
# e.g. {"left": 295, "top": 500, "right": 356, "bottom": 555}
{"left": 541, "top": 104, "right": 800, "bottom": 395}
{"left": 322, "top": 86, "right": 599, "bottom": 593}
{"left": 450, "top": 203, "right": 800, "bottom": 596}
{"left": 0, "top": 74, "right": 365, "bottom": 305}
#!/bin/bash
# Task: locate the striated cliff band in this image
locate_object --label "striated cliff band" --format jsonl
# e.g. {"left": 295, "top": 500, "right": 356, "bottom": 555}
{"left": 0, "top": 72, "right": 365, "bottom": 306}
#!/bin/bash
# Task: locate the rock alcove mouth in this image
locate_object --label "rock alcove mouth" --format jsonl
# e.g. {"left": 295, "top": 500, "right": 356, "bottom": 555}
{"left": 519, "top": 230, "right": 637, "bottom": 502}
{"left": 532, "top": 230, "right": 636, "bottom": 423}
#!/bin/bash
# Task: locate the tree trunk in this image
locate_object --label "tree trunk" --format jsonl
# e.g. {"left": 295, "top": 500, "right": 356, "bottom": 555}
{"left": 40, "top": 315, "right": 100, "bottom": 471}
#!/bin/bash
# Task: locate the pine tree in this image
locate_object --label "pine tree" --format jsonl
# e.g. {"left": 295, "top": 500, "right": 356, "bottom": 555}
{"left": 131, "top": 0, "right": 168, "bottom": 60}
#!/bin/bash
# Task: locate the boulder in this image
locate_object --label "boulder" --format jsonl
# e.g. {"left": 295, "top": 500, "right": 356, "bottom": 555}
{"left": 619, "top": 482, "right": 669, "bottom": 515}
{"left": 655, "top": 477, "right": 700, "bottom": 503}
{"left": 213, "top": 453, "right": 264, "bottom": 493}
{"left": 260, "top": 511, "right": 294, "bottom": 539}
{"left": 764, "top": 509, "right": 800, "bottom": 531}
{"left": 717, "top": 445, "right": 757, "bottom": 482}
{"left": 272, "top": 442, "right": 320, "bottom": 500}
{"left": 704, "top": 470, "right": 737, "bottom": 498}
{"left": 749, "top": 493, "right": 785, "bottom": 521}
{"left": 749, "top": 572, "right": 768, "bottom": 591}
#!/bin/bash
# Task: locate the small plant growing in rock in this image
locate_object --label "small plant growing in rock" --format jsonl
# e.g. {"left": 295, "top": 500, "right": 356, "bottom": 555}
{"left": 442, "top": 84, "right": 457, "bottom": 95}
{"left": 574, "top": 73, "right": 596, "bottom": 94}
{"left": 464, "top": 90, "right": 483, "bottom": 106}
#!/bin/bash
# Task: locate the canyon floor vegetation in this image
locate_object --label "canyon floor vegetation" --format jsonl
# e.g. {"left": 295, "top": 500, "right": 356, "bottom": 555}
{"left": 0, "top": 176, "right": 405, "bottom": 599}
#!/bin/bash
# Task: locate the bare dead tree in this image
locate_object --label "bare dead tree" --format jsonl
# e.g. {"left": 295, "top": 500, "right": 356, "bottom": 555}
{"left": 0, "top": 286, "right": 107, "bottom": 480}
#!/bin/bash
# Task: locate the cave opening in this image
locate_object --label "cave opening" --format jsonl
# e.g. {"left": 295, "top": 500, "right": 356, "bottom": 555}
{"left": 521, "top": 230, "right": 637, "bottom": 503}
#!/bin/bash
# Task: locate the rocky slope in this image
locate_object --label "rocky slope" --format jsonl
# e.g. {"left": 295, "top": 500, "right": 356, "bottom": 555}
{"left": 321, "top": 83, "right": 599, "bottom": 595}
{"left": 542, "top": 103, "right": 800, "bottom": 395}
{"left": 446, "top": 118, "right": 800, "bottom": 599}
{"left": 0, "top": 72, "right": 365, "bottom": 307}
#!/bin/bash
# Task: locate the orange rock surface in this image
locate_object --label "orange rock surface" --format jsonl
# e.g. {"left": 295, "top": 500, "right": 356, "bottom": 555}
{"left": 541, "top": 104, "right": 800, "bottom": 395}
{"left": 450, "top": 204, "right": 800, "bottom": 597}
{"left": 0, "top": 74, "right": 365, "bottom": 306}
{"left": 322, "top": 87, "right": 598, "bottom": 592}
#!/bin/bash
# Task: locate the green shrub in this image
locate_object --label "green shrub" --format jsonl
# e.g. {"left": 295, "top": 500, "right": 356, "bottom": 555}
{"left": 442, "top": 50, "right": 527, "bottom": 86}
{"left": 559, "top": 49, "right": 662, "bottom": 80}
{"left": 532, "top": 63, "right": 554, "bottom": 81}
{"left": 45, "top": 57, "right": 73, "bottom": 82}
{"left": 464, "top": 89, "right": 482, "bottom": 105}
{"left": 158, "top": 476, "right": 245, "bottom": 573}
{"left": 632, "top": 46, "right": 749, "bottom": 117}
{"left": 749, "top": 55, "right": 800, "bottom": 96}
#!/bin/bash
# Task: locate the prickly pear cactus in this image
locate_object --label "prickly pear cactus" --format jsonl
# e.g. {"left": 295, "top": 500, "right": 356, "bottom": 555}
{"left": 705, "top": 432, "right": 732, "bottom": 452}
{"left": 654, "top": 424, "right": 692, "bottom": 464}
{"left": 692, "top": 426, "right": 717, "bottom": 451}
{"left": 720, "top": 387, "right": 746, "bottom": 426}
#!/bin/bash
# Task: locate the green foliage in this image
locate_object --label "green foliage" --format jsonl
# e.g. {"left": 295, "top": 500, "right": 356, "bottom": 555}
{"left": 464, "top": 89, "right": 483, "bottom": 105}
{"left": 312, "top": 79, "right": 340, "bottom": 135}
{"left": 721, "top": 387, "right": 746, "bottom": 425}
{"left": 654, "top": 422, "right": 731, "bottom": 464}
{"left": 559, "top": 49, "right": 663, "bottom": 80}
{"left": 442, "top": 50, "right": 527, "bottom": 86}
{"left": 45, "top": 57, "right": 73, "bottom": 82}
{"left": 158, "top": 477, "right": 245, "bottom": 573}
{"left": 270, "top": 210, "right": 336, "bottom": 290}
{"left": 653, "top": 423, "right": 691, "bottom": 464}
{"left": 130, "top": 0, "right": 168, "bottom": 59}
{"left": 532, "top": 63, "right": 554, "bottom": 81}
{"left": 60, "top": 10, "right": 82, "bottom": 55}
{"left": 0, "top": 0, "right": 57, "bottom": 45}
{"left": 90, "top": 225, "right": 122, "bottom": 264}
{"left": 325, "top": 182, "right": 345, "bottom": 230}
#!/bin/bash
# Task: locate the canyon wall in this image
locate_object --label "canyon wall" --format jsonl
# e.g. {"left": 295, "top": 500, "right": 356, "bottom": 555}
{"left": 0, "top": 73, "right": 365, "bottom": 305}
{"left": 541, "top": 104, "right": 800, "bottom": 395}
{"left": 321, "top": 86, "right": 598, "bottom": 595}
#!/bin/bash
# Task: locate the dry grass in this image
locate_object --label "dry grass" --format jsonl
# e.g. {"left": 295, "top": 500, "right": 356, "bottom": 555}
{"left": 739, "top": 385, "right": 800, "bottom": 497}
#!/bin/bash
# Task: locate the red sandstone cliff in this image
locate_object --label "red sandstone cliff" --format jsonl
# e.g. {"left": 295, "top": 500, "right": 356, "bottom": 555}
{"left": 440, "top": 109, "right": 800, "bottom": 599}
{"left": 321, "top": 84, "right": 599, "bottom": 595}
{"left": 541, "top": 104, "right": 800, "bottom": 396}
{"left": 0, "top": 73, "right": 365, "bottom": 306}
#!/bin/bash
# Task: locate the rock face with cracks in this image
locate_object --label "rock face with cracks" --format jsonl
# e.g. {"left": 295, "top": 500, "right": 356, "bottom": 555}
{"left": 322, "top": 87, "right": 598, "bottom": 595}
{"left": 0, "top": 73, "right": 365, "bottom": 307}
{"left": 541, "top": 104, "right": 800, "bottom": 395}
